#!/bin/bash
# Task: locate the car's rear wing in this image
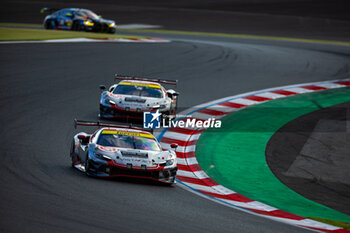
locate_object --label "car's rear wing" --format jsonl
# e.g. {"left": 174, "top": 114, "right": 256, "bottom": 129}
{"left": 40, "top": 7, "right": 59, "bottom": 14}
{"left": 74, "top": 119, "right": 153, "bottom": 133}
{"left": 115, "top": 74, "right": 178, "bottom": 86}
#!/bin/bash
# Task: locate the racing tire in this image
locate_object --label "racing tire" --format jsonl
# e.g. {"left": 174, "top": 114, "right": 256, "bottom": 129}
{"left": 44, "top": 20, "right": 53, "bottom": 30}
{"left": 85, "top": 158, "right": 91, "bottom": 176}
{"left": 70, "top": 139, "right": 76, "bottom": 168}
{"left": 72, "top": 21, "right": 81, "bottom": 31}
{"left": 108, "top": 28, "right": 116, "bottom": 34}
{"left": 85, "top": 153, "right": 95, "bottom": 177}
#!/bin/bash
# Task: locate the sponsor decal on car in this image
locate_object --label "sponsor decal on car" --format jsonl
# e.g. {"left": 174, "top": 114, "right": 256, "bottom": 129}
{"left": 101, "top": 130, "right": 154, "bottom": 138}
{"left": 119, "top": 81, "right": 161, "bottom": 89}
{"left": 143, "top": 110, "right": 222, "bottom": 129}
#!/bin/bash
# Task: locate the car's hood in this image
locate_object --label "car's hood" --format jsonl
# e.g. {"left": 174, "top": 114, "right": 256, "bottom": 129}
{"left": 109, "top": 94, "right": 170, "bottom": 111}
{"left": 92, "top": 144, "right": 176, "bottom": 168}
{"left": 118, "top": 149, "right": 172, "bottom": 165}
{"left": 74, "top": 16, "right": 114, "bottom": 25}
{"left": 92, "top": 18, "right": 114, "bottom": 24}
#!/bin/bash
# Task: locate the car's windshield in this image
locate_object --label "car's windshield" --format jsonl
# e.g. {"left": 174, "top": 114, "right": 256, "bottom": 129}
{"left": 113, "top": 84, "right": 163, "bottom": 98}
{"left": 97, "top": 134, "right": 161, "bottom": 151}
{"left": 76, "top": 9, "right": 99, "bottom": 19}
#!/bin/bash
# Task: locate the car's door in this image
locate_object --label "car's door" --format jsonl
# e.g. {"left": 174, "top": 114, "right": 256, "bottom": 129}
{"left": 56, "top": 9, "right": 73, "bottom": 29}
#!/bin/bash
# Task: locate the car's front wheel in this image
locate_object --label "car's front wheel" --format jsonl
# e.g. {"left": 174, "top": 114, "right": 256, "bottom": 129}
{"left": 85, "top": 158, "right": 91, "bottom": 176}
{"left": 70, "top": 140, "right": 76, "bottom": 168}
{"left": 71, "top": 21, "right": 82, "bottom": 31}
{"left": 108, "top": 28, "right": 116, "bottom": 34}
{"left": 44, "top": 20, "right": 54, "bottom": 29}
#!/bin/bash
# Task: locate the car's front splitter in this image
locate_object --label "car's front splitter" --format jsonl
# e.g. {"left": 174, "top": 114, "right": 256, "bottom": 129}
{"left": 86, "top": 159, "right": 177, "bottom": 184}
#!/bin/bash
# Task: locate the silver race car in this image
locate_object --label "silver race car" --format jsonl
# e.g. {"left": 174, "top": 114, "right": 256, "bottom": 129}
{"left": 99, "top": 75, "right": 179, "bottom": 121}
{"left": 70, "top": 120, "right": 178, "bottom": 184}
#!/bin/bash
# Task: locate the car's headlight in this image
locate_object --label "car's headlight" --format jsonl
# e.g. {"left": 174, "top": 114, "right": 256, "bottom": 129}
{"left": 95, "top": 153, "right": 112, "bottom": 161}
{"left": 104, "top": 97, "right": 115, "bottom": 105}
{"left": 109, "top": 22, "right": 115, "bottom": 27}
{"left": 84, "top": 20, "right": 94, "bottom": 26}
{"left": 151, "top": 104, "right": 166, "bottom": 109}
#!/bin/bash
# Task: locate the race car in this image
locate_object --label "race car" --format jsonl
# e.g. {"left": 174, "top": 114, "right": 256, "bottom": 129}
{"left": 99, "top": 75, "right": 179, "bottom": 121}
{"left": 41, "top": 8, "right": 116, "bottom": 33}
{"left": 70, "top": 120, "right": 178, "bottom": 184}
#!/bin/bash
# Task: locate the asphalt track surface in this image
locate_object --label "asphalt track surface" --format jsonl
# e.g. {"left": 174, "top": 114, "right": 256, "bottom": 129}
{"left": 1, "top": 30, "right": 350, "bottom": 233}
{"left": 266, "top": 101, "right": 350, "bottom": 215}
{"left": 1, "top": 1, "right": 350, "bottom": 232}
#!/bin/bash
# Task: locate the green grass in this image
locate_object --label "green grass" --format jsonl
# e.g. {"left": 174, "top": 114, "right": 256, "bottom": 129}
{"left": 2, "top": 21, "right": 350, "bottom": 46}
{"left": 196, "top": 87, "right": 350, "bottom": 223}
{"left": 0, "top": 22, "right": 42, "bottom": 27}
{"left": 0, "top": 27, "right": 148, "bottom": 41}
{"left": 308, "top": 217, "right": 350, "bottom": 230}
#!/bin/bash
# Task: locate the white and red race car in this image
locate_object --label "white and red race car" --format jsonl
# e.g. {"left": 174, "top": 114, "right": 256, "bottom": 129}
{"left": 99, "top": 75, "right": 179, "bottom": 121}
{"left": 70, "top": 120, "right": 178, "bottom": 184}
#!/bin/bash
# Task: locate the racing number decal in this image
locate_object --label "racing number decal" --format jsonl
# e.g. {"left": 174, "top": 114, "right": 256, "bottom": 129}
{"left": 66, "top": 20, "right": 72, "bottom": 28}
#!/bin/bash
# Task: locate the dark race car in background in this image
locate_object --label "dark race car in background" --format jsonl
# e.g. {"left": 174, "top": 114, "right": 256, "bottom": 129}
{"left": 41, "top": 8, "right": 116, "bottom": 33}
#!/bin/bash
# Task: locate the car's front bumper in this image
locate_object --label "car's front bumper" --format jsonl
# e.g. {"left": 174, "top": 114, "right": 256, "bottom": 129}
{"left": 100, "top": 104, "right": 144, "bottom": 120}
{"left": 88, "top": 23, "right": 116, "bottom": 33}
{"left": 86, "top": 159, "right": 177, "bottom": 184}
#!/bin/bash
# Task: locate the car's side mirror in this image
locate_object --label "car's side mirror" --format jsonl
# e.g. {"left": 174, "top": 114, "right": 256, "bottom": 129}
{"left": 77, "top": 135, "right": 85, "bottom": 139}
{"left": 170, "top": 143, "right": 178, "bottom": 149}
{"left": 108, "top": 84, "right": 117, "bottom": 92}
{"left": 167, "top": 90, "right": 179, "bottom": 99}
{"left": 99, "top": 85, "right": 106, "bottom": 91}
{"left": 78, "top": 135, "right": 90, "bottom": 144}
